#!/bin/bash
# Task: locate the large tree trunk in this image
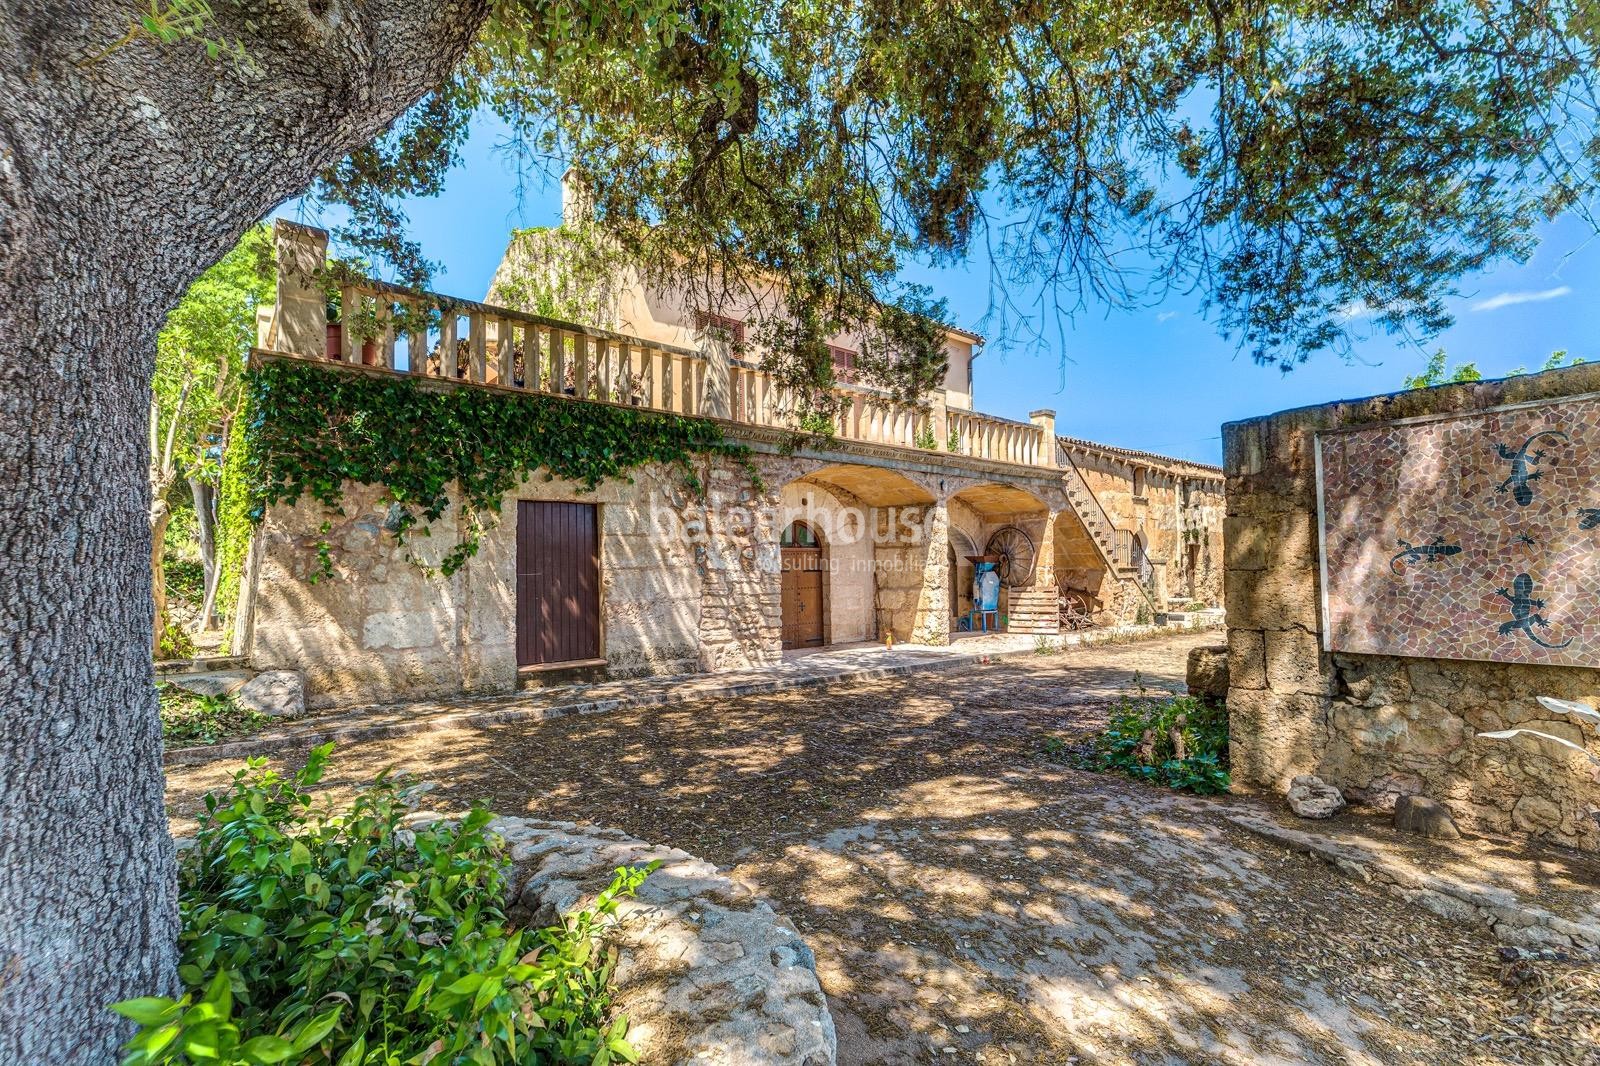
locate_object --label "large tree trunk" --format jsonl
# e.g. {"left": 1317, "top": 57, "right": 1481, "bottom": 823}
{"left": 0, "top": 3, "right": 487, "bottom": 1061}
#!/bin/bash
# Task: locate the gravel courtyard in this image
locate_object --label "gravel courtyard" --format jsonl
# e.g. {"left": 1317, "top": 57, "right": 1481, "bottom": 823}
{"left": 164, "top": 632, "right": 1594, "bottom": 1065}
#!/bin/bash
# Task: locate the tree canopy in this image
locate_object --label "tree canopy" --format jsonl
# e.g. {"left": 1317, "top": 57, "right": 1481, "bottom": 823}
{"left": 271, "top": 0, "right": 1600, "bottom": 398}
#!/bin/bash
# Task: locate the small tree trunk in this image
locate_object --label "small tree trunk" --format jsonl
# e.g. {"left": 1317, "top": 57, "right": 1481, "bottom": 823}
{"left": 150, "top": 494, "right": 172, "bottom": 653}
{"left": 190, "top": 476, "right": 219, "bottom": 631}
{"left": 0, "top": 3, "right": 489, "bottom": 1061}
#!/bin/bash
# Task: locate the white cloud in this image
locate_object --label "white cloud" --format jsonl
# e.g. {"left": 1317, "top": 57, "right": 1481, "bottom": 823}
{"left": 1155, "top": 311, "right": 1177, "bottom": 323}
{"left": 1336, "top": 299, "right": 1378, "bottom": 320}
{"left": 1470, "top": 286, "right": 1571, "bottom": 313}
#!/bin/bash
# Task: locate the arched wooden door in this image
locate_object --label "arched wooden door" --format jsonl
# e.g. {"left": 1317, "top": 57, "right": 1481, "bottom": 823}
{"left": 781, "top": 520, "right": 825, "bottom": 649}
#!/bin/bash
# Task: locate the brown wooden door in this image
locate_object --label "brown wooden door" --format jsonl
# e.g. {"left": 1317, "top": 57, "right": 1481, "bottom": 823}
{"left": 781, "top": 547, "right": 824, "bottom": 648}
{"left": 516, "top": 501, "right": 600, "bottom": 667}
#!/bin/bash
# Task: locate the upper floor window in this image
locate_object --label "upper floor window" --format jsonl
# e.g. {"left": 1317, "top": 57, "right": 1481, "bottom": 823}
{"left": 1132, "top": 467, "right": 1148, "bottom": 500}
{"left": 829, "top": 345, "right": 857, "bottom": 382}
{"left": 694, "top": 311, "right": 746, "bottom": 345}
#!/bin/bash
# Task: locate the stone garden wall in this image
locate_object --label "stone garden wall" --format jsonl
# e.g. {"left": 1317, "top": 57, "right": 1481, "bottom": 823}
{"left": 1223, "top": 366, "right": 1600, "bottom": 851}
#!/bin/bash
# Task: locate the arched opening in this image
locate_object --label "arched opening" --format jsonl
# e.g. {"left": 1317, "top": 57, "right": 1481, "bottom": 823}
{"left": 780, "top": 519, "right": 828, "bottom": 649}
{"left": 947, "top": 483, "right": 1050, "bottom": 630}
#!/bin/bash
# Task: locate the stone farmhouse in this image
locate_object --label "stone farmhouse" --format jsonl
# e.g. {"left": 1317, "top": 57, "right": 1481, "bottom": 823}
{"left": 238, "top": 221, "right": 1223, "bottom": 708}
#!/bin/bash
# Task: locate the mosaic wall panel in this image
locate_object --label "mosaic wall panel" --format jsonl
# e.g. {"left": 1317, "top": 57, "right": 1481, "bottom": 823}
{"left": 1317, "top": 394, "right": 1600, "bottom": 667}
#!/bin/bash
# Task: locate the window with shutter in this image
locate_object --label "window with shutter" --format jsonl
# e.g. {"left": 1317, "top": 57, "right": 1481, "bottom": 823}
{"left": 694, "top": 310, "right": 745, "bottom": 345}
{"left": 829, "top": 345, "right": 857, "bottom": 382}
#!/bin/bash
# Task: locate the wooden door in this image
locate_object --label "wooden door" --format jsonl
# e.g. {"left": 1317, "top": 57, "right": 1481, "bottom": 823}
{"left": 516, "top": 501, "right": 600, "bottom": 667}
{"left": 781, "top": 547, "right": 824, "bottom": 648}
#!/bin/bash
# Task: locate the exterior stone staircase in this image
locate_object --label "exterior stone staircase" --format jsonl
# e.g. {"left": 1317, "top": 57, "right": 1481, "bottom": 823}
{"left": 1057, "top": 442, "right": 1161, "bottom": 617}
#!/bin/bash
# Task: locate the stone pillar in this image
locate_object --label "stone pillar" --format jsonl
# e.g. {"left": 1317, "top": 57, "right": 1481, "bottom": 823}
{"left": 700, "top": 333, "right": 732, "bottom": 419}
{"left": 1029, "top": 409, "right": 1058, "bottom": 467}
{"left": 270, "top": 221, "right": 329, "bottom": 358}
{"left": 931, "top": 392, "right": 950, "bottom": 451}
{"left": 911, "top": 502, "right": 951, "bottom": 645}
{"left": 1035, "top": 510, "right": 1058, "bottom": 588}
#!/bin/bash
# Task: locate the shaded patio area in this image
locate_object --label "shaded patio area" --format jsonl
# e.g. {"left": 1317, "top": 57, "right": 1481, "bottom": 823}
{"left": 165, "top": 631, "right": 1596, "bottom": 1064}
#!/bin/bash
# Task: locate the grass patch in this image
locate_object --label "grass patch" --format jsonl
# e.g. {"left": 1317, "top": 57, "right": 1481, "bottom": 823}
{"left": 159, "top": 684, "right": 270, "bottom": 745}
{"left": 1045, "top": 680, "right": 1231, "bottom": 795}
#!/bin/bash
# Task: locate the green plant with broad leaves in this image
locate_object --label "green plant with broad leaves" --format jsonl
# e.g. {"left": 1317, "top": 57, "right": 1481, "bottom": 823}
{"left": 1055, "top": 682, "right": 1231, "bottom": 795}
{"left": 114, "top": 745, "right": 651, "bottom": 1065}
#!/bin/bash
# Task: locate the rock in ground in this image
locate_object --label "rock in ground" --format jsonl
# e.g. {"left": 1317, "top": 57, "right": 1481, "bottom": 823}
{"left": 1287, "top": 774, "right": 1346, "bottom": 819}
{"left": 168, "top": 670, "right": 252, "bottom": 698}
{"left": 1393, "top": 795, "right": 1461, "bottom": 840}
{"left": 1186, "top": 644, "right": 1229, "bottom": 702}
{"left": 235, "top": 671, "right": 305, "bottom": 718}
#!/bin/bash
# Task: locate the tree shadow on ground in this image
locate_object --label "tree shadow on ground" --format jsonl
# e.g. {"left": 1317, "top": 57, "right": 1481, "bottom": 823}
{"left": 166, "top": 636, "right": 1578, "bottom": 1065}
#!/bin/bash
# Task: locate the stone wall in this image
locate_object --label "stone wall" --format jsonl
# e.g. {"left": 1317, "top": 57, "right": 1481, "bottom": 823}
{"left": 244, "top": 441, "right": 1159, "bottom": 707}
{"left": 1224, "top": 366, "right": 1600, "bottom": 851}
{"left": 1058, "top": 440, "right": 1225, "bottom": 610}
{"left": 245, "top": 458, "right": 773, "bottom": 708}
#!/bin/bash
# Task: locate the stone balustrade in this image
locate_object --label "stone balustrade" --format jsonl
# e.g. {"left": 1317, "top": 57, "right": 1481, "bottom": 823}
{"left": 261, "top": 220, "right": 1055, "bottom": 470}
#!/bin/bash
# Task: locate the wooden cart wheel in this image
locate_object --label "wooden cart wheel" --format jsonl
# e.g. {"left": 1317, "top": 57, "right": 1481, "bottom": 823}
{"left": 985, "top": 525, "right": 1037, "bottom": 587}
{"left": 1059, "top": 589, "right": 1098, "bottom": 630}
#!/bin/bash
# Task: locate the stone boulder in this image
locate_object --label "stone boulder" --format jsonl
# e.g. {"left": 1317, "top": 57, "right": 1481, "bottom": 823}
{"left": 1393, "top": 795, "right": 1461, "bottom": 840}
{"left": 1186, "top": 644, "right": 1230, "bottom": 702}
{"left": 490, "top": 817, "right": 837, "bottom": 1065}
{"left": 1286, "top": 774, "right": 1346, "bottom": 819}
{"left": 236, "top": 670, "right": 306, "bottom": 719}
{"left": 167, "top": 670, "right": 252, "bottom": 698}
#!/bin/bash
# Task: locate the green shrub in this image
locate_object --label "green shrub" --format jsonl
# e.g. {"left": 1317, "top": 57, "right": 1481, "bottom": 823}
{"left": 165, "top": 556, "right": 207, "bottom": 608}
{"left": 157, "top": 619, "right": 197, "bottom": 661}
{"left": 1055, "top": 683, "right": 1231, "bottom": 795}
{"left": 115, "top": 745, "right": 650, "bottom": 1065}
{"left": 158, "top": 686, "right": 269, "bottom": 746}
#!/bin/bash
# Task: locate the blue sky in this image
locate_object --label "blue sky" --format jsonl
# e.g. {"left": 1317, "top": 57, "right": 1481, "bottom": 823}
{"left": 276, "top": 112, "right": 1600, "bottom": 467}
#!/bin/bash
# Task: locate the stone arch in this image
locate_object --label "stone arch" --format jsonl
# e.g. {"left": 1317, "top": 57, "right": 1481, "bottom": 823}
{"left": 777, "top": 471, "right": 879, "bottom": 645}
{"left": 945, "top": 482, "right": 1052, "bottom": 629}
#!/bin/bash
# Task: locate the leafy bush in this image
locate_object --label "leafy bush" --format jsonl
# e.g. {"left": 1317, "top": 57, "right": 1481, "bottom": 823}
{"left": 158, "top": 619, "right": 197, "bottom": 661}
{"left": 115, "top": 745, "right": 649, "bottom": 1065}
{"left": 158, "top": 685, "right": 269, "bottom": 745}
{"left": 166, "top": 556, "right": 207, "bottom": 608}
{"left": 1055, "top": 683, "right": 1231, "bottom": 795}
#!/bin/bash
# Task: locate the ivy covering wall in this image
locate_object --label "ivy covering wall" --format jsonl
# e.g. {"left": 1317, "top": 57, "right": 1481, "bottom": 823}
{"left": 217, "top": 359, "right": 758, "bottom": 599}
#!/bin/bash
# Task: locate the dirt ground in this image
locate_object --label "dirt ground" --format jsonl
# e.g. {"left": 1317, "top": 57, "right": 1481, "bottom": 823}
{"left": 165, "top": 632, "right": 1598, "bottom": 1065}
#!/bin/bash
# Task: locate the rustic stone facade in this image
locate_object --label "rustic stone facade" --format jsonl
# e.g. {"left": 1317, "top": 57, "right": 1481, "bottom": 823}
{"left": 1058, "top": 437, "right": 1225, "bottom": 611}
{"left": 241, "top": 445, "right": 1116, "bottom": 709}
{"left": 239, "top": 221, "right": 1226, "bottom": 711}
{"left": 1223, "top": 366, "right": 1600, "bottom": 852}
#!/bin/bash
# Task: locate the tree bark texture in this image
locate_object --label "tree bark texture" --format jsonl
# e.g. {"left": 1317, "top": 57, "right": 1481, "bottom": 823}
{"left": 0, "top": 2, "right": 487, "bottom": 1061}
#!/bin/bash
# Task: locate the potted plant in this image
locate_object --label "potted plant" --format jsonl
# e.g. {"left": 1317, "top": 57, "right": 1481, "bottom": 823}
{"left": 345, "top": 294, "right": 383, "bottom": 366}
{"left": 324, "top": 287, "right": 343, "bottom": 361}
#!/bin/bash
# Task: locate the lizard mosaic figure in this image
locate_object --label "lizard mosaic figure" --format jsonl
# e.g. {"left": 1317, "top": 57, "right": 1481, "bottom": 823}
{"left": 1494, "top": 429, "right": 1568, "bottom": 506}
{"left": 1494, "top": 572, "right": 1573, "bottom": 650}
{"left": 1389, "top": 536, "right": 1463, "bottom": 574}
{"left": 1579, "top": 508, "right": 1600, "bottom": 530}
